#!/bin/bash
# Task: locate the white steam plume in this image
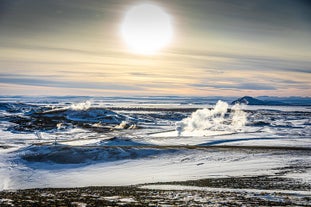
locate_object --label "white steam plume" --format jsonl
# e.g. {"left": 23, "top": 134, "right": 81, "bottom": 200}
{"left": 176, "top": 100, "right": 247, "bottom": 136}
{"left": 69, "top": 101, "right": 91, "bottom": 111}
{"left": 230, "top": 104, "right": 247, "bottom": 130}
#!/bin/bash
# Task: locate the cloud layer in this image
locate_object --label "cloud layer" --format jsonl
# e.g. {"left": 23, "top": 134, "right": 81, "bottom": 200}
{"left": 0, "top": 0, "right": 310, "bottom": 96}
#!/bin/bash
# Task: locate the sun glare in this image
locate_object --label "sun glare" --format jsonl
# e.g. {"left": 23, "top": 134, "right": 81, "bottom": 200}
{"left": 121, "top": 3, "right": 173, "bottom": 55}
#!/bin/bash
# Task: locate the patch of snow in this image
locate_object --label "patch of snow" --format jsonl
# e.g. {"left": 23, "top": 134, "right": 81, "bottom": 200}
{"left": 71, "top": 202, "right": 87, "bottom": 207}
{"left": 140, "top": 184, "right": 311, "bottom": 196}
{"left": 0, "top": 198, "right": 13, "bottom": 206}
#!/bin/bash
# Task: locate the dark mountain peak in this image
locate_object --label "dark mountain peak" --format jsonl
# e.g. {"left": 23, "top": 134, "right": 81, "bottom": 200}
{"left": 232, "top": 96, "right": 287, "bottom": 105}
{"left": 232, "top": 96, "right": 265, "bottom": 105}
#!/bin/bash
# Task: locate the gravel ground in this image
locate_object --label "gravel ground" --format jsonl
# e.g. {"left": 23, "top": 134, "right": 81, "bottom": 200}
{"left": 1, "top": 175, "right": 310, "bottom": 207}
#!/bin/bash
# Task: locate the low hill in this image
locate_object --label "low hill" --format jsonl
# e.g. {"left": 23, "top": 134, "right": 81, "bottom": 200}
{"left": 231, "top": 96, "right": 284, "bottom": 105}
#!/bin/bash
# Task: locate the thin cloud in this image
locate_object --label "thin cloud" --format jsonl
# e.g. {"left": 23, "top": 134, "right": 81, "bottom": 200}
{"left": 0, "top": 76, "right": 143, "bottom": 91}
{"left": 190, "top": 83, "right": 276, "bottom": 90}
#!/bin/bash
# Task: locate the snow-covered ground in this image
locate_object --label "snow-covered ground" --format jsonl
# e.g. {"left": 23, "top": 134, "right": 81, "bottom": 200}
{"left": 0, "top": 97, "right": 310, "bottom": 190}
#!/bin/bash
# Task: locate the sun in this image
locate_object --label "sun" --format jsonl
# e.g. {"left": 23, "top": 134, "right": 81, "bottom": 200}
{"left": 121, "top": 3, "right": 173, "bottom": 55}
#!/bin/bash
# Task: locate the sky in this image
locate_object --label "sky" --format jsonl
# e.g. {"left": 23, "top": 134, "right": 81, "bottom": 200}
{"left": 0, "top": 0, "right": 310, "bottom": 96}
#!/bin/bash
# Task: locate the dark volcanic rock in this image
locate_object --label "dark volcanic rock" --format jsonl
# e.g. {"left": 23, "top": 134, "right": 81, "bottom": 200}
{"left": 0, "top": 175, "right": 310, "bottom": 207}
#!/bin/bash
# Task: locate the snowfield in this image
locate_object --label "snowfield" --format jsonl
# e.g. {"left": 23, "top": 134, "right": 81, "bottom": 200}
{"left": 0, "top": 97, "right": 310, "bottom": 192}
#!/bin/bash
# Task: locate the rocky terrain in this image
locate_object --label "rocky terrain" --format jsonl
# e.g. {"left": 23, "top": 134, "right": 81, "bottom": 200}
{"left": 1, "top": 173, "right": 311, "bottom": 207}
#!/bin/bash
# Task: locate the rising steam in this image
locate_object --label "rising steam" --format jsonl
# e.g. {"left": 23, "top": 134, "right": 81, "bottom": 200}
{"left": 69, "top": 101, "right": 91, "bottom": 111}
{"left": 176, "top": 100, "right": 247, "bottom": 136}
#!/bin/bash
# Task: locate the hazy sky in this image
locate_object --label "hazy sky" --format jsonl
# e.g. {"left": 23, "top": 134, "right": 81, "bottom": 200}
{"left": 0, "top": 0, "right": 310, "bottom": 96}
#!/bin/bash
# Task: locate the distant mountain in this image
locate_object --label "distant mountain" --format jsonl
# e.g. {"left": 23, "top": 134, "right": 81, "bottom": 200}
{"left": 257, "top": 96, "right": 311, "bottom": 106}
{"left": 231, "top": 96, "right": 284, "bottom": 105}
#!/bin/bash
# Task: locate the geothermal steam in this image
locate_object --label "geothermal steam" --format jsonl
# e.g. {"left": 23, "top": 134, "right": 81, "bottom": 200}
{"left": 70, "top": 101, "right": 91, "bottom": 111}
{"left": 176, "top": 101, "right": 247, "bottom": 136}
